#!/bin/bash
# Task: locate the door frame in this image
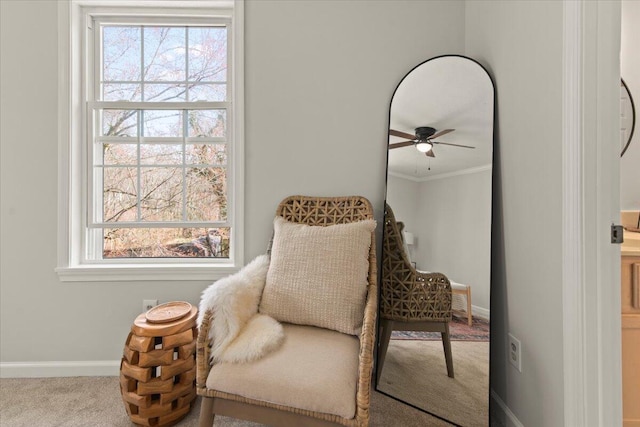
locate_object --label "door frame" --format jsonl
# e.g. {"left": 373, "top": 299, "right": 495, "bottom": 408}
{"left": 563, "top": 1, "right": 622, "bottom": 425}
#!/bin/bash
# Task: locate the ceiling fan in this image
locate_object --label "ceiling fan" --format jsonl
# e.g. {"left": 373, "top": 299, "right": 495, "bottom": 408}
{"left": 388, "top": 127, "right": 474, "bottom": 158}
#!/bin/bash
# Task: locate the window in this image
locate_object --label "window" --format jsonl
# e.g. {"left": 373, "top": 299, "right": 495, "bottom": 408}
{"left": 92, "top": 22, "right": 230, "bottom": 259}
{"left": 57, "top": 1, "right": 244, "bottom": 281}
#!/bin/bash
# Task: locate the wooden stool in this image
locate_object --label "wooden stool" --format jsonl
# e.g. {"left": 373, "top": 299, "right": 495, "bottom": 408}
{"left": 120, "top": 304, "right": 198, "bottom": 427}
{"left": 451, "top": 282, "right": 472, "bottom": 326}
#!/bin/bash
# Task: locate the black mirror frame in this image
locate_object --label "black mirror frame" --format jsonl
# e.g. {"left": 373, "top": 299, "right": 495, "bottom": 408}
{"left": 621, "top": 78, "right": 636, "bottom": 158}
{"left": 376, "top": 54, "right": 497, "bottom": 426}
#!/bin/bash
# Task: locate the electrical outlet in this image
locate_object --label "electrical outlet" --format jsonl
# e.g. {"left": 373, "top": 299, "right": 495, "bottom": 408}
{"left": 508, "top": 333, "right": 522, "bottom": 372}
{"left": 142, "top": 299, "right": 158, "bottom": 313}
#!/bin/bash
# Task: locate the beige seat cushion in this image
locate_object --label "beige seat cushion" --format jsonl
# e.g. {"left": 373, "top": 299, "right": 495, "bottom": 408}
{"left": 206, "top": 323, "right": 360, "bottom": 419}
{"left": 260, "top": 217, "right": 375, "bottom": 335}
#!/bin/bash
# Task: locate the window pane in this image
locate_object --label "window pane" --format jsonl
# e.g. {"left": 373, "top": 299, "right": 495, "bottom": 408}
{"left": 188, "top": 84, "right": 226, "bottom": 102}
{"left": 144, "top": 83, "right": 186, "bottom": 102}
{"left": 188, "top": 110, "right": 226, "bottom": 138}
{"left": 102, "top": 110, "right": 137, "bottom": 137}
{"left": 185, "top": 144, "right": 226, "bottom": 165}
{"left": 104, "top": 144, "right": 137, "bottom": 165}
{"left": 103, "top": 227, "right": 230, "bottom": 258}
{"left": 91, "top": 22, "right": 234, "bottom": 262}
{"left": 140, "top": 167, "right": 182, "bottom": 221}
{"left": 144, "top": 27, "right": 186, "bottom": 82}
{"left": 103, "top": 26, "right": 141, "bottom": 82}
{"left": 140, "top": 144, "right": 183, "bottom": 165}
{"left": 102, "top": 83, "right": 141, "bottom": 102}
{"left": 188, "top": 27, "right": 227, "bottom": 82}
{"left": 186, "top": 167, "right": 227, "bottom": 221}
{"left": 143, "top": 110, "right": 182, "bottom": 137}
{"left": 103, "top": 167, "right": 138, "bottom": 222}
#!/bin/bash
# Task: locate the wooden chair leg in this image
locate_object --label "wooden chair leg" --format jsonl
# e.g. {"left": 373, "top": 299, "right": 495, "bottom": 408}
{"left": 199, "top": 396, "right": 215, "bottom": 427}
{"left": 466, "top": 287, "right": 473, "bottom": 327}
{"left": 376, "top": 319, "right": 393, "bottom": 384}
{"left": 441, "top": 322, "right": 454, "bottom": 378}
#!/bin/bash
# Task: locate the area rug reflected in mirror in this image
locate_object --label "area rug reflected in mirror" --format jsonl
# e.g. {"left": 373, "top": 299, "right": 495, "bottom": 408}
{"left": 377, "top": 340, "right": 489, "bottom": 427}
{"left": 391, "top": 316, "right": 490, "bottom": 342}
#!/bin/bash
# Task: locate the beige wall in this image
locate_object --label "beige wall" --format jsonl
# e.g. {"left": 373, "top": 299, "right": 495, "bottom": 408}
{"left": 385, "top": 175, "right": 419, "bottom": 235}
{"left": 465, "top": 1, "right": 565, "bottom": 426}
{"left": 416, "top": 170, "right": 492, "bottom": 313}
{"left": 242, "top": 0, "right": 465, "bottom": 258}
{"left": 0, "top": 0, "right": 465, "bottom": 363}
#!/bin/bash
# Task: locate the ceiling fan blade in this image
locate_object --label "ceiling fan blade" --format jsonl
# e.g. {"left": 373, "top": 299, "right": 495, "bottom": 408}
{"left": 426, "top": 150, "right": 435, "bottom": 158}
{"left": 433, "top": 141, "right": 475, "bottom": 149}
{"left": 389, "top": 129, "right": 416, "bottom": 140}
{"left": 389, "top": 140, "right": 415, "bottom": 149}
{"left": 430, "top": 129, "right": 455, "bottom": 139}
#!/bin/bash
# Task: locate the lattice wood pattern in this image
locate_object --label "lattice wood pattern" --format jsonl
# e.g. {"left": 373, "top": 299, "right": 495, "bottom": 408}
{"left": 275, "top": 195, "right": 374, "bottom": 226}
{"left": 197, "top": 195, "right": 378, "bottom": 427}
{"left": 121, "top": 307, "right": 198, "bottom": 427}
{"left": 380, "top": 203, "right": 452, "bottom": 322}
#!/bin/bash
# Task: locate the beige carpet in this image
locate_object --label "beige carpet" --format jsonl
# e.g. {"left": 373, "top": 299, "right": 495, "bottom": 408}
{"left": 377, "top": 340, "right": 489, "bottom": 427}
{"left": 0, "top": 376, "right": 455, "bottom": 427}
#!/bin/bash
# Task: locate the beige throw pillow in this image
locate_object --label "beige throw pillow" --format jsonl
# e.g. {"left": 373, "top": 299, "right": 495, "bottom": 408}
{"left": 259, "top": 216, "right": 375, "bottom": 336}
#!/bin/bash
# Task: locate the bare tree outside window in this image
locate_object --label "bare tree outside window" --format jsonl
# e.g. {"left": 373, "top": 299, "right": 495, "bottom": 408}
{"left": 97, "top": 25, "right": 230, "bottom": 258}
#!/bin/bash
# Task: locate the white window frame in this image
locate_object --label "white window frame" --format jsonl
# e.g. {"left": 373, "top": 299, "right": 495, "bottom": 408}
{"left": 56, "top": 0, "right": 244, "bottom": 282}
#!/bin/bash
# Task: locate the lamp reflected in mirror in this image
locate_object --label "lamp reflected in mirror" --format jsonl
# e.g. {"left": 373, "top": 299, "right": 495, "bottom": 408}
{"left": 376, "top": 55, "right": 494, "bottom": 426}
{"left": 403, "top": 231, "right": 415, "bottom": 245}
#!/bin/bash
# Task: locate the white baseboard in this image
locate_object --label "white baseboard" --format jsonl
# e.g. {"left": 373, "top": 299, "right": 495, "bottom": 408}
{"left": 0, "top": 360, "right": 120, "bottom": 378}
{"left": 473, "top": 305, "right": 490, "bottom": 320}
{"left": 490, "top": 389, "right": 524, "bottom": 427}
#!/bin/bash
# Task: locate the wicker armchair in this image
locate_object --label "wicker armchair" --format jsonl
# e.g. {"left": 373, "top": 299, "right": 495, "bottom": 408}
{"left": 377, "top": 203, "right": 454, "bottom": 381}
{"left": 197, "top": 195, "right": 378, "bottom": 427}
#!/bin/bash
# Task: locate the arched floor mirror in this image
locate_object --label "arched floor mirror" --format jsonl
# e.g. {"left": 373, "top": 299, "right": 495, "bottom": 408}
{"left": 376, "top": 55, "right": 495, "bottom": 426}
{"left": 621, "top": 78, "right": 636, "bottom": 157}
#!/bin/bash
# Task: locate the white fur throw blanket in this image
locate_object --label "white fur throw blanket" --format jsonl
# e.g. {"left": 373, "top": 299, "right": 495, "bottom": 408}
{"left": 198, "top": 255, "right": 284, "bottom": 364}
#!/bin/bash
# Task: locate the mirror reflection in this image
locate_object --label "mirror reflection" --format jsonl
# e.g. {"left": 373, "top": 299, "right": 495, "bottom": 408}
{"left": 376, "top": 55, "right": 494, "bottom": 426}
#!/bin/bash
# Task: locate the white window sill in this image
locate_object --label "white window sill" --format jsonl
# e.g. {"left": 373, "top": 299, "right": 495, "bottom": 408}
{"left": 55, "top": 263, "right": 239, "bottom": 282}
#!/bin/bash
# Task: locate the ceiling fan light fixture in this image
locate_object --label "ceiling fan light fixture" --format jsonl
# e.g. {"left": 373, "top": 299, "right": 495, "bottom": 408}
{"left": 415, "top": 141, "right": 433, "bottom": 153}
